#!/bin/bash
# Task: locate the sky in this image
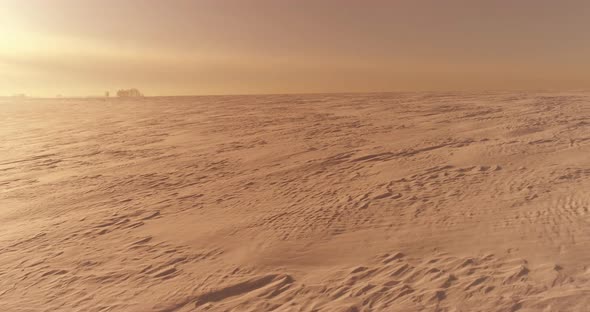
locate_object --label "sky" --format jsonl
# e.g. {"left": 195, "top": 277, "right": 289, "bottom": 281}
{"left": 1, "top": 0, "right": 590, "bottom": 96}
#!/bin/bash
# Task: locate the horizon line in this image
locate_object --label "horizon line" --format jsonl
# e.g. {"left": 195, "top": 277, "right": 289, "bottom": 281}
{"left": 4, "top": 88, "right": 590, "bottom": 100}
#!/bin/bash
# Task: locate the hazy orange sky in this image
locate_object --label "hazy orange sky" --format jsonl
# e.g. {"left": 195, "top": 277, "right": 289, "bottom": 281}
{"left": 2, "top": 0, "right": 590, "bottom": 96}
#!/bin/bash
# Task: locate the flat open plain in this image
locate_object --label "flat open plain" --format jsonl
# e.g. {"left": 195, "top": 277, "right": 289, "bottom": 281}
{"left": 2, "top": 92, "right": 590, "bottom": 311}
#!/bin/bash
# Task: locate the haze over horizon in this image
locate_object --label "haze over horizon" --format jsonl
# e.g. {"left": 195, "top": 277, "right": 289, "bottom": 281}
{"left": 2, "top": 0, "right": 590, "bottom": 97}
